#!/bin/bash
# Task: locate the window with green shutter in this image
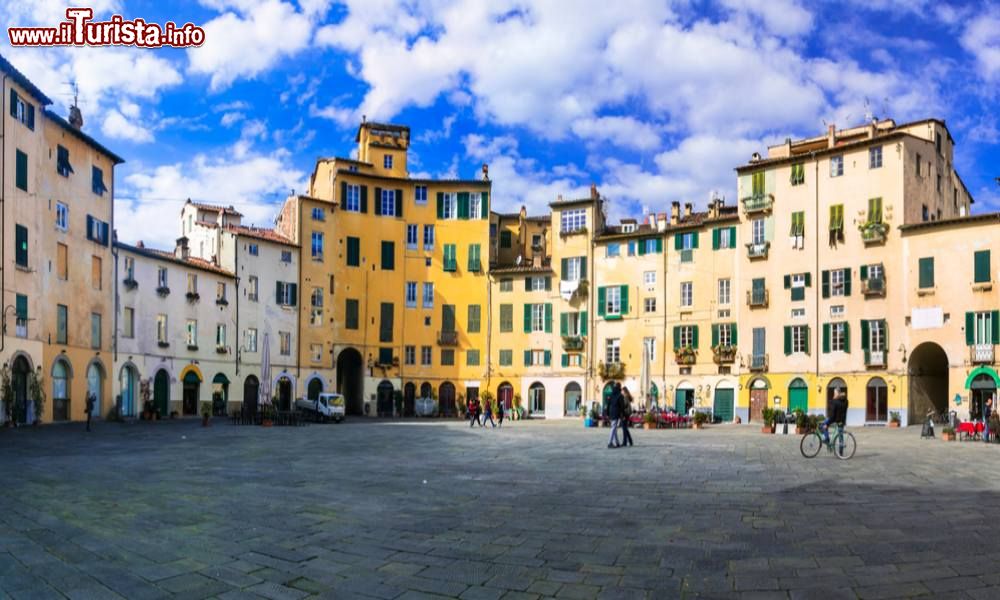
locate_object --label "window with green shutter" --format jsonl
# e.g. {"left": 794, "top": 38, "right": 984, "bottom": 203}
{"left": 15, "top": 149, "right": 27, "bottom": 191}
{"left": 790, "top": 211, "right": 805, "bottom": 237}
{"left": 443, "top": 244, "right": 457, "bottom": 272}
{"left": 499, "top": 349, "right": 512, "bottom": 366}
{"left": 790, "top": 163, "right": 805, "bottom": 185}
{"left": 346, "top": 237, "right": 360, "bottom": 266}
{"left": 918, "top": 257, "right": 934, "bottom": 289}
{"left": 467, "top": 304, "right": 481, "bottom": 333}
{"left": 15, "top": 224, "right": 27, "bottom": 267}
{"left": 829, "top": 204, "right": 844, "bottom": 231}
{"left": 867, "top": 197, "right": 883, "bottom": 224}
{"left": 345, "top": 299, "right": 359, "bottom": 329}
{"left": 379, "top": 303, "right": 394, "bottom": 342}
{"left": 499, "top": 304, "right": 512, "bottom": 332}
{"left": 380, "top": 240, "right": 394, "bottom": 270}
{"left": 467, "top": 243, "right": 481, "bottom": 272}
{"left": 442, "top": 304, "right": 456, "bottom": 332}
{"left": 466, "top": 349, "right": 480, "bottom": 366}
{"left": 751, "top": 171, "right": 765, "bottom": 195}
{"left": 975, "top": 250, "right": 991, "bottom": 284}
{"left": 544, "top": 303, "right": 552, "bottom": 333}
{"left": 500, "top": 230, "right": 512, "bottom": 248}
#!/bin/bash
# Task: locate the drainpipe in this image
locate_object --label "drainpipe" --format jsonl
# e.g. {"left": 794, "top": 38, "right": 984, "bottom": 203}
{"left": 1, "top": 75, "right": 8, "bottom": 353}
{"left": 814, "top": 152, "right": 820, "bottom": 401}
{"left": 234, "top": 233, "right": 240, "bottom": 376}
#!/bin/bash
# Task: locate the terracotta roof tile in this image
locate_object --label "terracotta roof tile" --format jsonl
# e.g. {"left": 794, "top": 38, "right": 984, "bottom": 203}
{"left": 188, "top": 201, "right": 243, "bottom": 217}
{"left": 224, "top": 224, "right": 298, "bottom": 247}
{"left": 115, "top": 242, "right": 235, "bottom": 277}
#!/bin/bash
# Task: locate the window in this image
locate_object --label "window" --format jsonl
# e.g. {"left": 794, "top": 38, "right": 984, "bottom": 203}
{"left": 404, "top": 346, "right": 416, "bottom": 365}
{"left": 642, "top": 238, "right": 660, "bottom": 254}
{"left": 470, "top": 193, "right": 482, "bottom": 219}
{"left": 157, "top": 267, "right": 168, "bottom": 289}
{"left": 345, "top": 184, "right": 361, "bottom": 212}
{"left": 384, "top": 154, "right": 393, "bottom": 169}
{"left": 441, "top": 349, "right": 455, "bottom": 366}
{"left": 310, "top": 344, "right": 323, "bottom": 363}
{"left": 311, "top": 232, "right": 324, "bottom": 260}
{"left": 644, "top": 298, "right": 656, "bottom": 313}
{"left": 421, "top": 346, "right": 432, "bottom": 365}
{"left": 500, "top": 304, "right": 513, "bottom": 332}
{"left": 441, "top": 192, "right": 457, "bottom": 219}
{"left": 468, "top": 305, "right": 481, "bottom": 333}
{"left": 564, "top": 257, "right": 584, "bottom": 282}
{"left": 217, "top": 282, "right": 228, "bottom": 303}
{"left": 643, "top": 271, "right": 656, "bottom": 286}
{"left": 56, "top": 145, "right": 73, "bottom": 177}
{"left": 245, "top": 328, "right": 258, "bottom": 352}
{"left": 10, "top": 90, "right": 34, "bottom": 130}
{"left": 281, "top": 251, "right": 292, "bottom": 263}
{"left": 346, "top": 237, "right": 360, "bottom": 266}
{"left": 466, "top": 350, "right": 480, "bottom": 366}
{"left": 499, "top": 278, "right": 513, "bottom": 292}
{"left": 916, "top": 153, "right": 922, "bottom": 176}
{"left": 156, "top": 314, "right": 168, "bottom": 345}
{"left": 499, "top": 350, "right": 513, "bottom": 366}
{"left": 531, "top": 304, "right": 546, "bottom": 332}
{"left": 642, "top": 337, "right": 656, "bottom": 363}
{"left": 790, "top": 163, "right": 805, "bottom": 185}
{"left": 345, "top": 299, "right": 359, "bottom": 329}
{"left": 422, "top": 282, "right": 434, "bottom": 308}
{"left": 717, "top": 323, "right": 733, "bottom": 347}
{"left": 606, "top": 286, "right": 622, "bottom": 315}
{"left": 530, "top": 277, "right": 547, "bottom": 291}
{"left": 276, "top": 281, "right": 297, "bottom": 306}
{"left": 792, "top": 308, "right": 806, "bottom": 319}
{"left": 15, "top": 149, "right": 27, "bottom": 191}
{"left": 971, "top": 312, "right": 997, "bottom": 345}
{"left": 828, "top": 322, "right": 847, "bottom": 353}
{"left": 680, "top": 282, "right": 693, "bottom": 307}
{"left": 751, "top": 218, "right": 765, "bottom": 245}
{"left": 406, "top": 224, "right": 418, "bottom": 249}
{"left": 831, "top": 268, "right": 845, "bottom": 297}
{"left": 790, "top": 211, "right": 804, "bottom": 248}
{"left": 12, "top": 294, "right": 27, "bottom": 338}
{"left": 421, "top": 224, "right": 435, "bottom": 251}
{"left": 311, "top": 287, "right": 324, "bottom": 325}
{"left": 405, "top": 282, "right": 417, "bottom": 308}
{"left": 56, "top": 243, "right": 68, "bottom": 280}
{"left": 311, "top": 207, "right": 325, "bottom": 221}
{"left": 919, "top": 257, "right": 934, "bottom": 289}
{"left": 216, "top": 323, "right": 227, "bottom": 347}
{"left": 673, "top": 325, "right": 694, "bottom": 348}
{"left": 605, "top": 338, "right": 621, "bottom": 364}
{"left": 14, "top": 224, "right": 27, "bottom": 267}
{"left": 248, "top": 275, "right": 259, "bottom": 301}
{"left": 89, "top": 313, "right": 101, "bottom": 349}
{"left": 415, "top": 185, "right": 427, "bottom": 204}
{"left": 751, "top": 170, "right": 765, "bottom": 195}
{"left": 500, "top": 230, "right": 512, "bottom": 248}
{"left": 718, "top": 279, "right": 731, "bottom": 305}
{"left": 830, "top": 305, "right": 845, "bottom": 318}
{"left": 830, "top": 155, "right": 843, "bottom": 177}
{"left": 791, "top": 325, "right": 808, "bottom": 354}
{"left": 86, "top": 216, "right": 110, "bottom": 246}
{"left": 122, "top": 307, "right": 134, "bottom": 338}
{"left": 187, "top": 273, "right": 198, "bottom": 295}
{"left": 55, "top": 202, "right": 68, "bottom": 230}
{"left": 975, "top": 250, "right": 991, "bottom": 284}
{"left": 248, "top": 243, "right": 259, "bottom": 256}
{"left": 468, "top": 243, "right": 481, "bottom": 272}
{"left": 606, "top": 243, "right": 620, "bottom": 258}
{"left": 280, "top": 332, "right": 291, "bottom": 356}
{"left": 381, "top": 241, "right": 395, "bottom": 270}
{"left": 627, "top": 241, "right": 637, "bottom": 256}
{"left": 563, "top": 312, "right": 584, "bottom": 336}
{"left": 443, "top": 244, "right": 457, "bottom": 271}
{"left": 53, "top": 304, "right": 69, "bottom": 344}
{"left": 869, "top": 146, "right": 883, "bottom": 169}
{"left": 91, "top": 256, "right": 102, "bottom": 290}
{"left": 379, "top": 302, "right": 394, "bottom": 343}
{"left": 186, "top": 320, "right": 198, "bottom": 346}
{"left": 867, "top": 320, "right": 885, "bottom": 353}
{"left": 379, "top": 189, "right": 396, "bottom": 216}
{"left": 788, "top": 273, "right": 809, "bottom": 301}
{"left": 561, "top": 208, "right": 586, "bottom": 233}
{"left": 716, "top": 227, "right": 733, "bottom": 249}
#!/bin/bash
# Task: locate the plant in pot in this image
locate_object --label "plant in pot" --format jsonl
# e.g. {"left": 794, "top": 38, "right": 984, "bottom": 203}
{"left": 793, "top": 408, "right": 808, "bottom": 434}
{"left": 941, "top": 425, "right": 956, "bottom": 441}
{"left": 643, "top": 411, "right": 657, "bottom": 430}
{"left": 261, "top": 403, "right": 275, "bottom": 427}
{"left": 692, "top": 411, "right": 709, "bottom": 429}
{"left": 27, "top": 369, "right": 45, "bottom": 425}
{"left": 889, "top": 411, "right": 901, "bottom": 428}
{"left": 201, "top": 401, "right": 212, "bottom": 426}
{"left": 1, "top": 363, "right": 13, "bottom": 426}
{"left": 456, "top": 393, "right": 466, "bottom": 419}
{"left": 761, "top": 406, "right": 775, "bottom": 434}
{"left": 512, "top": 393, "right": 523, "bottom": 420}
{"left": 588, "top": 405, "right": 599, "bottom": 427}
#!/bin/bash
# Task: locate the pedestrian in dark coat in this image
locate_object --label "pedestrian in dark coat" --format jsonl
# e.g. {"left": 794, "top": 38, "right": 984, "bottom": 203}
{"left": 496, "top": 398, "right": 505, "bottom": 428}
{"left": 85, "top": 392, "right": 95, "bottom": 433}
{"left": 608, "top": 383, "right": 623, "bottom": 448}
{"left": 620, "top": 387, "right": 634, "bottom": 447}
{"left": 482, "top": 398, "right": 495, "bottom": 427}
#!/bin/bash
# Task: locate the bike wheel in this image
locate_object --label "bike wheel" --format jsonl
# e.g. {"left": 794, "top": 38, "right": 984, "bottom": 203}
{"left": 800, "top": 432, "right": 822, "bottom": 458}
{"left": 834, "top": 432, "right": 856, "bottom": 460}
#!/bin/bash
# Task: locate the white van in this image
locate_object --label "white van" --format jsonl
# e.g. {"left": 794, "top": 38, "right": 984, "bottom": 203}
{"left": 296, "top": 393, "right": 346, "bottom": 422}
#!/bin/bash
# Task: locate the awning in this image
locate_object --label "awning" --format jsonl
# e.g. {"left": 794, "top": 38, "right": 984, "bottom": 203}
{"left": 966, "top": 366, "right": 1000, "bottom": 389}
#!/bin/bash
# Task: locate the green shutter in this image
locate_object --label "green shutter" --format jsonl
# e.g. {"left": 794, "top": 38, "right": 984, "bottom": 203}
{"left": 919, "top": 257, "right": 934, "bottom": 288}
{"left": 15, "top": 150, "right": 27, "bottom": 191}
{"left": 15, "top": 294, "right": 27, "bottom": 320}
{"left": 729, "top": 227, "right": 736, "bottom": 244}
{"left": 692, "top": 232, "right": 699, "bottom": 249}
{"left": 637, "top": 239, "right": 646, "bottom": 256}
{"left": 561, "top": 258, "right": 568, "bottom": 281}
{"left": 712, "top": 228, "right": 720, "bottom": 250}
{"left": 967, "top": 312, "right": 976, "bottom": 345}
{"left": 692, "top": 325, "right": 699, "bottom": 349}
{"left": 560, "top": 313, "right": 568, "bottom": 336}
{"left": 861, "top": 320, "right": 870, "bottom": 351}
{"left": 359, "top": 185, "right": 368, "bottom": 213}
{"left": 580, "top": 259, "right": 587, "bottom": 280}
{"left": 783, "top": 326, "right": 791, "bottom": 355}
{"left": 395, "top": 189, "right": 404, "bottom": 217}
{"left": 860, "top": 265, "right": 868, "bottom": 280}
{"left": 844, "top": 268, "right": 852, "bottom": 296}
{"left": 883, "top": 320, "right": 888, "bottom": 353}
{"left": 673, "top": 326, "right": 680, "bottom": 350}
{"left": 804, "top": 326, "right": 810, "bottom": 355}
{"left": 731, "top": 324, "right": 738, "bottom": 346}
{"left": 524, "top": 304, "right": 532, "bottom": 333}
{"left": 674, "top": 235, "right": 682, "bottom": 251}
{"left": 524, "top": 350, "right": 532, "bottom": 366}
{"left": 823, "top": 323, "right": 830, "bottom": 354}
{"left": 821, "top": 270, "right": 830, "bottom": 298}
{"left": 15, "top": 225, "right": 27, "bottom": 266}
{"left": 525, "top": 277, "right": 531, "bottom": 292}
{"left": 457, "top": 192, "right": 469, "bottom": 219}
{"left": 804, "top": 272, "right": 811, "bottom": 287}
{"left": 711, "top": 324, "right": 719, "bottom": 347}
{"left": 436, "top": 192, "right": 444, "bottom": 218}
{"left": 783, "top": 275, "right": 791, "bottom": 289}
{"left": 975, "top": 250, "right": 991, "bottom": 283}
{"left": 481, "top": 191, "right": 489, "bottom": 218}
{"left": 341, "top": 181, "right": 347, "bottom": 205}
{"left": 620, "top": 285, "right": 628, "bottom": 315}
{"left": 544, "top": 350, "right": 551, "bottom": 366}
{"left": 580, "top": 311, "right": 588, "bottom": 335}
{"left": 598, "top": 287, "right": 606, "bottom": 316}
{"left": 374, "top": 187, "right": 383, "bottom": 215}
{"left": 544, "top": 303, "right": 552, "bottom": 333}
{"left": 843, "top": 323, "right": 850, "bottom": 353}
{"left": 562, "top": 354, "right": 569, "bottom": 368}
{"left": 993, "top": 311, "right": 1000, "bottom": 343}
{"left": 545, "top": 277, "right": 552, "bottom": 291}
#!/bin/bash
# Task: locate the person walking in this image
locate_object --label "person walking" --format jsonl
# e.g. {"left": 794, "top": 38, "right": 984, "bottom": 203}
{"left": 620, "top": 387, "right": 634, "bottom": 447}
{"left": 85, "top": 392, "right": 95, "bottom": 433}
{"left": 482, "top": 397, "right": 495, "bottom": 427}
{"left": 496, "top": 398, "right": 505, "bottom": 428}
{"left": 608, "top": 382, "right": 623, "bottom": 448}
{"left": 984, "top": 396, "right": 994, "bottom": 443}
{"left": 468, "top": 396, "right": 480, "bottom": 427}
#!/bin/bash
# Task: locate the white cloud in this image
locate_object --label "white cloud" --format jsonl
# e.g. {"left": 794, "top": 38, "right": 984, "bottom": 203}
{"left": 187, "top": 0, "right": 315, "bottom": 91}
{"left": 962, "top": 10, "right": 1000, "bottom": 81}
{"left": 719, "top": 0, "right": 814, "bottom": 37}
{"left": 571, "top": 117, "right": 662, "bottom": 151}
{"left": 220, "top": 112, "right": 245, "bottom": 127}
{"left": 102, "top": 108, "right": 154, "bottom": 143}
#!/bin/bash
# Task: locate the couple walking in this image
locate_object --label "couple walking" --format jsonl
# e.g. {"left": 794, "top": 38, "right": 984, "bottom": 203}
{"left": 468, "top": 396, "right": 504, "bottom": 428}
{"left": 607, "top": 382, "right": 634, "bottom": 448}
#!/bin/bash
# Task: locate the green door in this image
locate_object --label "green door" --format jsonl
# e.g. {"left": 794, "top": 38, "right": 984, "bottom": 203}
{"left": 713, "top": 388, "right": 734, "bottom": 422}
{"left": 154, "top": 370, "right": 169, "bottom": 416}
{"left": 675, "top": 389, "right": 692, "bottom": 414}
{"left": 789, "top": 382, "right": 808, "bottom": 413}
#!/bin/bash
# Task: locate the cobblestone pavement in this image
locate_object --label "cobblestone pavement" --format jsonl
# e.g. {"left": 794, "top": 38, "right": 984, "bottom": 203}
{"left": 0, "top": 419, "right": 998, "bottom": 599}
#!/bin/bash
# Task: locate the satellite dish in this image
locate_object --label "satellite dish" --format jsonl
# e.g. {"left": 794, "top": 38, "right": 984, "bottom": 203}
{"left": 515, "top": 255, "right": 522, "bottom": 266}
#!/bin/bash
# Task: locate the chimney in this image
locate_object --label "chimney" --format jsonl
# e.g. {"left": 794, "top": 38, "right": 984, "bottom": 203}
{"left": 136, "top": 240, "right": 145, "bottom": 249}
{"left": 827, "top": 124, "right": 836, "bottom": 148}
{"left": 868, "top": 119, "right": 877, "bottom": 140}
{"left": 657, "top": 213, "right": 667, "bottom": 232}
{"left": 482, "top": 163, "right": 490, "bottom": 181}
{"left": 590, "top": 183, "right": 598, "bottom": 200}
{"left": 670, "top": 201, "right": 680, "bottom": 225}
{"left": 684, "top": 202, "right": 692, "bottom": 219}
{"left": 708, "top": 199, "right": 718, "bottom": 219}
{"left": 68, "top": 104, "right": 83, "bottom": 129}
{"left": 175, "top": 236, "right": 190, "bottom": 260}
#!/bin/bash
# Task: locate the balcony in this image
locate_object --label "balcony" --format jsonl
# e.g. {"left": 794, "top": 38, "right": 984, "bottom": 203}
{"left": 865, "top": 350, "right": 886, "bottom": 367}
{"left": 712, "top": 344, "right": 736, "bottom": 364}
{"left": 186, "top": 292, "right": 200, "bottom": 303}
{"left": 216, "top": 298, "right": 229, "bottom": 306}
{"left": 746, "top": 241, "right": 770, "bottom": 260}
{"left": 156, "top": 286, "right": 170, "bottom": 297}
{"left": 674, "top": 347, "right": 697, "bottom": 366}
{"left": 216, "top": 346, "right": 228, "bottom": 354}
{"left": 748, "top": 354, "right": 768, "bottom": 372}
{"left": 860, "top": 222, "right": 888, "bottom": 245}
{"left": 562, "top": 336, "right": 585, "bottom": 351}
{"left": 972, "top": 344, "right": 995, "bottom": 364}
{"left": 741, "top": 193, "right": 774, "bottom": 214}
{"left": 680, "top": 249, "right": 693, "bottom": 263}
{"left": 437, "top": 330, "right": 459, "bottom": 346}
{"left": 861, "top": 277, "right": 886, "bottom": 297}
{"left": 123, "top": 277, "right": 138, "bottom": 290}
{"left": 746, "top": 289, "right": 769, "bottom": 309}
{"left": 599, "top": 361, "right": 625, "bottom": 380}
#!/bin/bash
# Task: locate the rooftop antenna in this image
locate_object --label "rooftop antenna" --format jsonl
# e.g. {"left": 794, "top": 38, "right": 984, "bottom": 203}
{"left": 66, "top": 79, "right": 83, "bottom": 129}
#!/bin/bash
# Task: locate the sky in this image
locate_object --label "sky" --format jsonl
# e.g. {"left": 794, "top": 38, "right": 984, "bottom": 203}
{"left": 2, "top": 0, "right": 999, "bottom": 249}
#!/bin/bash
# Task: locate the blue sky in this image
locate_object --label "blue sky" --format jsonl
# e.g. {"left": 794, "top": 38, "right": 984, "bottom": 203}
{"left": 3, "top": 0, "right": 999, "bottom": 248}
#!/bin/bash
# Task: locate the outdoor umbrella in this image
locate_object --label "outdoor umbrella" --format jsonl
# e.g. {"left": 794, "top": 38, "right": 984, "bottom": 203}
{"left": 259, "top": 332, "right": 272, "bottom": 414}
{"left": 640, "top": 342, "right": 651, "bottom": 410}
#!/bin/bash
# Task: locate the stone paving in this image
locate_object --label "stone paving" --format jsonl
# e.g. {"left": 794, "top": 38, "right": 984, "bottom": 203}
{"left": 0, "top": 418, "right": 999, "bottom": 599}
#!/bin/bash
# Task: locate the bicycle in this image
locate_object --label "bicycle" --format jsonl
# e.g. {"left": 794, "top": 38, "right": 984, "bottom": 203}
{"left": 800, "top": 422, "right": 856, "bottom": 460}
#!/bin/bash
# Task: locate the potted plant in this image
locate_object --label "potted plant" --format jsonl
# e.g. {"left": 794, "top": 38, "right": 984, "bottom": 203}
{"left": 587, "top": 405, "right": 599, "bottom": 427}
{"left": 941, "top": 426, "right": 955, "bottom": 442}
{"left": 889, "top": 411, "right": 901, "bottom": 428}
{"left": 793, "top": 409, "right": 808, "bottom": 434}
{"left": 261, "top": 403, "right": 275, "bottom": 427}
{"left": 1, "top": 363, "right": 14, "bottom": 426}
{"left": 512, "top": 393, "right": 523, "bottom": 420}
{"left": 692, "top": 411, "right": 709, "bottom": 429}
{"left": 761, "top": 407, "right": 775, "bottom": 434}
{"left": 201, "top": 401, "right": 212, "bottom": 426}
{"left": 643, "top": 411, "right": 657, "bottom": 430}
{"left": 28, "top": 369, "right": 45, "bottom": 425}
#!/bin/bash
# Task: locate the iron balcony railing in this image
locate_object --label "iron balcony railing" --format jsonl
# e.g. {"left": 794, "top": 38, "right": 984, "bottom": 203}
{"left": 749, "top": 354, "right": 768, "bottom": 372}
{"left": 746, "top": 241, "right": 770, "bottom": 260}
{"left": 861, "top": 277, "right": 886, "bottom": 297}
{"left": 747, "top": 289, "right": 769, "bottom": 308}
{"left": 741, "top": 193, "right": 774, "bottom": 214}
{"left": 861, "top": 223, "right": 888, "bottom": 244}
{"left": 865, "top": 350, "right": 886, "bottom": 367}
{"left": 437, "top": 330, "right": 459, "bottom": 346}
{"left": 972, "top": 343, "right": 995, "bottom": 364}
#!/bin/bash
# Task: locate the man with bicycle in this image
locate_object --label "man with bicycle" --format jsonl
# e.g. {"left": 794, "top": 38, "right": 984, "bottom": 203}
{"left": 821, "top": 388, "right": 848, "bottom": 445}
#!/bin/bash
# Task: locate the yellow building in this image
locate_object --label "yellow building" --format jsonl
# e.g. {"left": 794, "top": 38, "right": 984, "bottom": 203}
{"left": 0, "top": 55, "right": 122, "bottom": 424}
{"left": 277, "top": 121, "right": 491, "bottom": 417}
{"left": 735, "top": 118, "right": 975, "bottom": 425}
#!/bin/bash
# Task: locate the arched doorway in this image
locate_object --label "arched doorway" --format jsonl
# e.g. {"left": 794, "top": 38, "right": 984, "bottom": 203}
{"left": 52, "top": 359, "right": 71, "bottom": 422}
{"left": 87, "top": 360, "right": 104, "bottom": 421}
{"left": 403, "top": 382, "right": 416, "bottom": 417}
{"left": 788, "top": 378, "right": 808, "bottom": 414}
{"left": 908, "top": 342, "right": 948, "bottom": 425}
{"left": 439, "top": 382, "right": 456, "bottom": 417}
{"left": 276, "top": 377, "right": 293, "bottom": 411}
{"left": 336, "top": 348, "right": 364, "bottom": 416}
{"left": 212, "top": 373, "right": 229, "bottom": 416}
{"left": 826, "top": 378, "right": 847, "bottom": 415}
{"left": 528, "top": 382, "right": 545, "bottom": 415}
{"left": 969, "top": 370, "right": 999, "bottom": 421}
{"left": 243, "top": 375, "right": 259, "bottom": 417}
{"left": 11, "top": 355, "right": 31, "bottom": 424}
{"left": 120, "top": 364, "right": 138, "bottom": 418}
{"left": 497, "top": 382, "right": 513, "bottom": 411}
{"left": 182, "top": 370, "right": 201, "bottom": 415}
{"left": 154, "top": 369, "right": 170, "bottom": 417}
{"left": 866, "top": 377, "right": 888, "bottom": 423}
{"left": 420, "top": 382, "right": 433, "bottom": 399}
{"left": 675, "top": 381, "right": 694, "bottom": 415}
{"left": 307, "top": 377, "right": 323, "bottom": 401}
{"left": 564, "top": 382, "right": 582, "bottom": 415}
{"left": 376, "top": 380, "right": 394, "bottom": 417}
{"left": 749, "top": 377, "right": 769, "bottom": 422}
